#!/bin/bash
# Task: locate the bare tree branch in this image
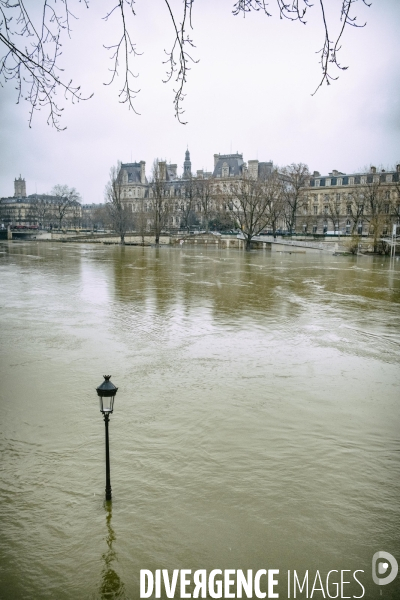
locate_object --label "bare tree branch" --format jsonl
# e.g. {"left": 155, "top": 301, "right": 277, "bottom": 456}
{"left": 162, "top": 0, "right": 198, "bottom": 124}
{"left": 0, "top": 0, "right": 372, "bottom": 128}
{"left": 232, "top": 0, "right": 371, "bottom": 96}
{"left": 103, "top": 0, "right": 141, "bottom": 113}
{"left": 0, "top": 0, "right": 92, "bottom": 130}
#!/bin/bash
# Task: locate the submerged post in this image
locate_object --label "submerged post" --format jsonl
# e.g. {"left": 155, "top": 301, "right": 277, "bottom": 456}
{"left": 96, "top": 375, "right": 118, "bottom": 502}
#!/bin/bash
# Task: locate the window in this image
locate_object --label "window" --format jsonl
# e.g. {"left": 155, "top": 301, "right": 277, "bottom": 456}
{"left": 385, "top": 191, "right": 390, "bottom": 199}
{"left": 384, "top": 204, "right": 389, "bottom": 214}
{"left": 312, "top": 225, "right": 317, "bottom": 234}
{"left": 347, "top": 205, "right": 352, "bottom": 215}
{"left": 336, "top": 194, "right": 341, "bottom": 202}
{"left": 361, "top": 176, "right": 366, "bottom": 184}
{"left": 349, "top": 177, "right": 354, "bottom": 185}
{"left": 337, "top": 178, "right": 342, "bottom": 186}
{"left": 386, "top": 174, "right": 393, "bottom": 183}
{"left": 313, "top": 206, "right": 318, "bottom": 215}
{"left": 326, "top": 178, "right": 331, "bottom": 187}
{"left": 324, "top": 205, "right": 328, "bottom": 215}
{"left": 315, "top": 179, "right": 320, "bottom": 187}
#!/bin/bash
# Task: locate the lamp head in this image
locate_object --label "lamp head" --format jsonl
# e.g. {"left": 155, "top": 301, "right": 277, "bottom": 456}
{"left": 96, "top": 375, "right": 118, "bottom": 414}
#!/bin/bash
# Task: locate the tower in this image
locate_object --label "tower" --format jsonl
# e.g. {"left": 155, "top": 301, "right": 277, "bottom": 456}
{"left": 183, "top": 149, "right": 192, "bottom": 179}
{"left": 14, "top": 175, "right": 26, "bottom": 198}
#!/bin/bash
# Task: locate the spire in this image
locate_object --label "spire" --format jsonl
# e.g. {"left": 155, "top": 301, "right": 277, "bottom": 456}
{"left": 183, "top": 148, "right": 192, "bottom": 179}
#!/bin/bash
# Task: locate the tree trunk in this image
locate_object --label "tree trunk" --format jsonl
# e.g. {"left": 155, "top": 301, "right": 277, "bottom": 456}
{"left": 245, "top": 237, "right": 252, "bottom": 251}
{"left": 120, "top": 233, "right": 125, "bottom": 245}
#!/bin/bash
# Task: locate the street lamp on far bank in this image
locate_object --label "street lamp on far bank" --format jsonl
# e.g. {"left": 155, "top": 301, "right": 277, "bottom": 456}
{"left": 96, "top": 375, "right": 118, "bottom": 501}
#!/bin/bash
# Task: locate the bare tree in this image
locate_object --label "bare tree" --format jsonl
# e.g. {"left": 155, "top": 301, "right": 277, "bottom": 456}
{"left": 180, "top": 178, "right": 196, "bottom": 232}
{"left": 281, "top": 163, "right": 310, "bottom": 234}
{"left": 105, "top": 162, "right": 133, "bottom": 244}
{"left": 360, "top": 176, "right": 389, "bottom": 252}
{"left": 92, "top": 204, "right": 111, "bottom": 230}
{"left": 149, "top": 160, "right": 172, "bottom": 245}
{"left": 326, "top": 192, "right": 342, "bottom": 233}
{"left": 228, "top": 174, "right": 272, "bottom": 250}
{"left": 1, "top": 1, "right": 371, "bottom": 128}
{"left": 51, "top": 184, "right": 81, "bottom": 230}
{"left": 195, "top": 177, "right": 214, "bottom": 233}
{"left": 28, "top": 196, "right": 53, "bottom": 229}
{"left": 392, "top": 175, "right": 400, "bottom": 229}
{"left": 261, "top": 170, "right": 285, "bottom": 238}
{"left": 135, "top": 197, "right": 148, "bottom": 244}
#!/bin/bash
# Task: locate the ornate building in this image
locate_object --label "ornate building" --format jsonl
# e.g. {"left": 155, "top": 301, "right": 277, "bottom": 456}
{"left": 117, "top": 150, "right": 275, "bottom": 231}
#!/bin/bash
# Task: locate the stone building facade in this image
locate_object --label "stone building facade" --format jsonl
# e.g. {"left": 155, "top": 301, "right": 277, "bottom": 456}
{"left": 117, "top": 151, "right": 275, "bottom": 231}
{"left": 297, "top": 166, "right": 400, "bottom": 235}
{"left": 1, "top": 179, "right": 82, "bottom": 229}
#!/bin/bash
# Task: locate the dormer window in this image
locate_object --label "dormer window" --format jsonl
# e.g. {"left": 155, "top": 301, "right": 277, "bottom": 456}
{"left": 337, "top": 178, "right": 342, "bottom": 186}
{"left": 326, "top": 178, "right": 331, "bottom": 187}
{"left": 315, "top": 179, "right": 320, "bottom": 187}
{"left": 349, "top": 177, "right": 354, "bottom": 185}
{"left": 222, "top": 163, "right": 229, "bottom": 178}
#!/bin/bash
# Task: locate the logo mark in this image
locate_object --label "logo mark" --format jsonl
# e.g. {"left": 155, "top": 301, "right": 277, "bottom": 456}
{"left": 372, "top": 552, "right": 398, "bottom": 586}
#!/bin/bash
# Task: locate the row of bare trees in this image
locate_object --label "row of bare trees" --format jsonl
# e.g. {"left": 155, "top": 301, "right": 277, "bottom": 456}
{"left": 105, "top": 161, "right": 400, "bottom": 250}
{"left": 104, "top": 161, "right": 311, "bottom": 247}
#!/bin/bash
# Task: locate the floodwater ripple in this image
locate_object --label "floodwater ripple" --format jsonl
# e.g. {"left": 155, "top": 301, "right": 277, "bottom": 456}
{"left": 0, "top": 243, "right": 399, "bottom": 599}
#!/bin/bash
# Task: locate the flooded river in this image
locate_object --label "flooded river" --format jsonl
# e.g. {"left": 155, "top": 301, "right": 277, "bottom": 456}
{"left": 0, "top": 242, "right": 399, "bottom": 599}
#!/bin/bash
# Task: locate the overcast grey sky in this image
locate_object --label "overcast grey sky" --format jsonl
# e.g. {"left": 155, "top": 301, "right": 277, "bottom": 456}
{"left": 1, "top": 0, "right": 399, "bottom": 203}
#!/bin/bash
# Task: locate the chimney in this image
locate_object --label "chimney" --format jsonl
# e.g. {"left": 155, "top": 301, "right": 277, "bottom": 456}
{"left": 370, "top": 166, "right": 376, "bottom": 174}
{"left": 140, "top": 161, "right": 146, "bottom": 184}
{"left": 397, "top": 164, "right": 400, "bottom": 173}
{"left": 332, "top": 170, "right": 338, "bottom": 176}
{"left": 197, "top": 170, "right": 204, "bottom": 178}
{"left": 313, "top": 171, "right": 320, "bottom": 177}
{"left": 158, "top": 161, "right": 166, "bottom": 180}
{"left": 248, "top": 160, "right": 259, "bottom": 179}
{"left": 169, "top": 164, "right": 177, "bottom": 178}
{"left": 214, "top": 154, "right": 219, "bottom": 168}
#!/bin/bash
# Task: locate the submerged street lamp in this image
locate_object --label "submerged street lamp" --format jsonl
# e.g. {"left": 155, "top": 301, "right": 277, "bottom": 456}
{"left": 96, "top": 375, "right": 118, "bottom": 501}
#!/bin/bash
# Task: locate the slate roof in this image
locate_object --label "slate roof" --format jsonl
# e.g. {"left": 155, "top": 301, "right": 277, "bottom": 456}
{"left": 213, "top": 154, "right": 244, "bottom": 178}
{"left": 309, "top": 171, "right": 399, "bottom": 187}
{"left": 121, "top": 163, "right": 144, "bottom": 184}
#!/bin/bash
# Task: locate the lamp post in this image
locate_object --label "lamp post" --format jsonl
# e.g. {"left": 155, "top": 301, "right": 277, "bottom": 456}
{"left": 96, "top": 375, "right": 118, "bottom": 501}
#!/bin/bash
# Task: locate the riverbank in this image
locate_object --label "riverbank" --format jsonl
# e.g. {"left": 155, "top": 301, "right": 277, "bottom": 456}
{"left": 4, "top": 229, "right": 398, "bottom": 255}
